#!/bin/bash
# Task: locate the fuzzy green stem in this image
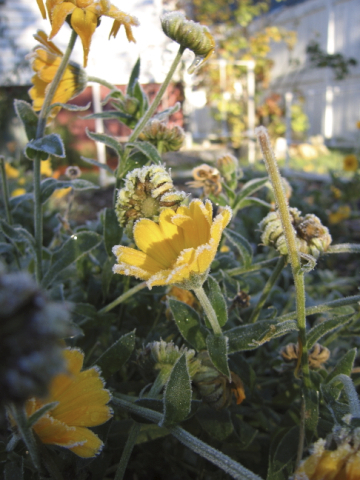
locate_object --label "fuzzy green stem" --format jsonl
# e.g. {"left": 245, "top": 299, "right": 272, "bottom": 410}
{"left": 9, "top": 403, "right": 42, "bottom": 474}
{"left": 114, "top": 421, "right": 141, "bottom": 480}
{"left": 112, "top": 394, "right": 262, "bottom": 480}
{"left": 87, "top": 76, "right": 118, "bottom": 92}
{"left": 0, "top": 156, "right": 13, "bottom": 224}
{"left": 33, "top": 30, "right": 78, "bottom": 283}
{"left": 227, "top": 256, "right": 281, "bottom": 277}
{"left": 193, "top": 285, "right": 222, "bottom": 336}
{"left": 327, "top": 243, "right": 360, "bottom": 254}
{"left": 249, "top": 256, "right": 286, "bottom": 323}
{"left": 296, "top": 396, "right": 306, "bottom": 467}
{"left": 99, "top": 281, "right": 147, "bottom": 313}
{"left": 126, "top": 46, "right": 185, "bottom": 146}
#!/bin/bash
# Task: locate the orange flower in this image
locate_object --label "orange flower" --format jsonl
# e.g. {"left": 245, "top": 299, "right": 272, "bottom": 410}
{"left": 36, "top": 0, "right": 139, "bottom": 67}
{"left": 25, "top": 348, "right": 112, "bottom": 458}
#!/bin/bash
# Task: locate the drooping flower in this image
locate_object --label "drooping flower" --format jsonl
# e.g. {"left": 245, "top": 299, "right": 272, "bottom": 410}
{"left": 36, "top": 0, "right": 139, "bottom": 67}
{"left": 343, "top": 154, "right": 358, "bottom": 172}
{"left": 187, "top": 164, "right": 223, "bottom": 197}
{"left": 28, "top": 31, "right": 87, "bottom": 122}
{"left": 113, "top": 199, "right": 231, "bottom": 289}
{"left": 24, "top": 348, "right": 112, "bottom": 458}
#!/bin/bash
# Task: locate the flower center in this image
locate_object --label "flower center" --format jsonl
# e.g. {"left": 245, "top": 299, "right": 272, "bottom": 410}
{"left": 140, "top": 197, "right": 160, "bottom": 218}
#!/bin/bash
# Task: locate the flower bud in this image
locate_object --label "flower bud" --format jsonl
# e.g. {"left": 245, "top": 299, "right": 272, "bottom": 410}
{"left": 259, "top": 207, "right": 332, "bottom": 259}
{"left": 121, "top": 95, "right": 140, "bottom": 116}
{"left": 139, "top": 119, "right": 185, "bottom": 153}
{"left": 115, "top": 165, "right": 187, "bottom": 238}
{"left": 161, "top": 12, "right": 215, "bottom": 73}
{"left": 187, "top": 163, "right": 222, "bottom": 197}
{"left": 0, "top": 271, "right": 72, "bottom": 405}
{"left": 216, "top": 153, "right": 241, "bottom": 181}
{"left": 192, "top": 352, "right": 245, "bottom": 409}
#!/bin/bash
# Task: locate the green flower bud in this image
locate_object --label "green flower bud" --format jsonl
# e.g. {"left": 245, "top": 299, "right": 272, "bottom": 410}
{"left": 115, "top": 165, "right": 187, "bottom": 238}
{"left": 216, "top": 154, "right": 240, "bottom": 180}
{"left": 0, "top": 271, "right": 72, "bottom": 405}
{"left": 139, "top": 119, "right": 185, "bottom": 153}
{"left": 259, "top": 208, "right": 332, "bottom": 259}
{"left": 121, "top": 95, "right": 140, "bottom": 116}
{"left": 161, "top": 12, "right": 215, "bottom": 73}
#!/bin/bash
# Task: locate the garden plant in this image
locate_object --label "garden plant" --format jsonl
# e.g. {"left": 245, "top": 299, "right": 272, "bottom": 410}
{"left": 1, "top": 2, "right": 360, "bottom": 480}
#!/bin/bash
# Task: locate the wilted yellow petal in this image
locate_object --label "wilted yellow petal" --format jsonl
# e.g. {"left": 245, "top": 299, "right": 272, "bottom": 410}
{"left": 70, "top": 7, "right": 98, "bottom": 67}
{"left": 49, "top": 3, "right": 77, "bottom": 39}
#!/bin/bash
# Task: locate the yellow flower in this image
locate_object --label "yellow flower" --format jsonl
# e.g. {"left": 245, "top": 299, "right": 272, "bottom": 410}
{"left": 343, "top": 154, "right": 358, "bottom": 172}
{"left": 220, "top": 245, "right": 230, "bottom": 253}
{"left": 40, "top": 158, "right": 53, "bottom": 177}
{"left": 10, "top": 188, "right": 26, "bottom": 197}
{"left": 36, "top": 0, "right": 139, "bottom": 67}
{"left": 356, "top": 121, "right": 360, "bottom": 129}
{"left": 25, "top": 348, "right": 112, "bottom": 458}
{"left": 28, "top": 31, "right": 87, "bottom": 122}
{"left": 4, "top": 163, "right": 19, "bottom": 179}
{"left": 328, "top": 205, "right": 351, "bottom": 225}
{"left": 331, "top": 185, "right": 342, "bottom": 199}
{"left": 113, "top": 199, "right": 232, "bottom": 289}
{"left": 52, "top": 187, "right": 72, "bottom": 199}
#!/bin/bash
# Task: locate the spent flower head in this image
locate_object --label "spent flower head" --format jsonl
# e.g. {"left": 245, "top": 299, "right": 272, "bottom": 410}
{"left": 161, "top": 12, "right": 215, "bottom": 73}
{"left": 36, "top": 0, "right": 139, "bottom": 67}
{"left": 65, "top": 165, "right": 82, "bottom": 179}
{"left": 281, "top": 342, "right": 330, "bottom": 369}
{"left": 115, "top": 165, "right": 187, "bottom": 238}
{"left": 187, "top": 164, "right": 222, "bottom": 197}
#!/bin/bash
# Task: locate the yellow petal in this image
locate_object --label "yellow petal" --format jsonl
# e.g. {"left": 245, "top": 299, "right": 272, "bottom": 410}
{"left": 49, "top": 3, "right": 77, "bottom": 40}
{"left": 134, "top": 219, "right": 177, "bottom": 268}
{"left": 34, "top": 30, "right": 63, "bottom": 56}
{"left": 70, "top": 7, "right": 98, "bottom": 67}
{"left": 113, "top": 263, "right": 153, "bottom": 281}
{"left": 113, "top": 245, "right": 163, "bottom": 275}
{"left": 105, "top": 6, "right": 139, "bottom": 41}
{"left": 158, "top": 209, "right": 185, "bottom": 254}
{"left": 67, "top": 426, "right": 104, "bottom": 458}
{"left": 36, "top": 0, "right": 47, "bottom": 19}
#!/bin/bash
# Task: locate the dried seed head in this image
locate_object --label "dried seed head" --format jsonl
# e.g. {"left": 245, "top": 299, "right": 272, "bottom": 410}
{"left": 65, "top": 165, "right": 81, "bottom": 180}
{"left": 281, "top": 342, "right": 330, "bottom": 369}
{"left": 259, "top": 207, "right": 332, "bottom": 259}
{"left": 139, "top": 119, "right": 185, "bottom": 153}
{"left": 187, "top": 163, "right": 222, "bottom": 197}
{"left": 115, "top": 165, "right": 187, "bottom": 238}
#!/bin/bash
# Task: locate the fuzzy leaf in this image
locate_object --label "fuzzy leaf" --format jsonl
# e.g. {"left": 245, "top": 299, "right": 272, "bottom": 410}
{"left": 168, "top": 298, "right": 208, "bottom": 351}
{"left": 127, "top": 141, "right": 162, "bottom": 165}
{"left": 104, "top": 208, "right": 123, "bottom": 256}
{"left": 50, "top": 101, "right": 91, "bottom": 112}
{"left": 85, "top": 110, "right": 133, "bottom": 122}
{"left": 127, "top": 58, "right": 141, "bottom": 96}
{"left": 81, "top": 156, "right": 114, "bottom": 174}
{"left": 27, "top": 402, "right": 59, "bottom": 428}
{"left": 304, "top": 386, "right": 319, "bottom": 439}
{"left": 14, "top": 99, "right": 38, "bottom": 141}
{"left": 160, "top": 353, "right": 192, "bottom": 427}
{"left": 233, "top": 177, "right": 269, "bottom": 210}
{"left": 154, "top": 102, "right": 180, "bottom": 122}
{"left": 269, "top": 426, "right": 300, "bottom": 475}
{"left": 204, "top": 275, "right": 228, "bottom": 327}
{"left": 206, "top": 334, "right": 231, "bottom": 379}
{"left": 196, "top": 407, "right": 234, "bottom": 441}
{"left": 325, "top": 348, "right": 357, "bottom": 384}
{"left": 307, "top": 315, "right": 354, "bottom": 349}
{"left": 86, "top": 128, "right": 123, "bottom": 158}
{"left": 40, "top": 178, "right": 98, "bottom": 203}
{"left": 94, "top": 330, "right": 136, "bottom": 380}
{"left": 0, "top": 221, "right": 35, "bottom": 254}
{"left": 41, "top": 231, "right": 102, "bottom": 288}
{"left": 227, "top": 319, "right": 298, "bottom": 353}
{"left": 224, "top": 229, "right": 253, "bottom": 268}
{"left": 26, "top": 134, "right": 65, "bottom": 159}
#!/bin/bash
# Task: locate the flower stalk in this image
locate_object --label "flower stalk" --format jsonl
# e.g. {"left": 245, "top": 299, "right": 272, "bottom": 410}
{"left": 193, "top": 285, "right": 222, "bottom": 336}
{"left": 114, "top": 422, "right": 141, "bottom": 480}
{"left": 99, "top": 281, "right": 147, "bottom": 313}
{"left": 0, "top": 157, "right": 13, "bottom": 225}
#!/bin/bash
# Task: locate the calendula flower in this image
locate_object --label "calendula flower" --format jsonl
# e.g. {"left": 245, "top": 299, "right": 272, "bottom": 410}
{"left": 10, "top": 188, "right": 26, "bottom": 197}
{"left": 343, "top": 154, "right": 358, "bottom": 172}
{"left": 28, "top": 31, "right": 87, "bottom": 122}
{"left": 187, "top": 164, "right": 222, "bottom": 197}
{"left": 4, "top": 163, "right": 19, "bottom": 179}
{"left": 294, "top": 429, "right": 360, "bottom": 480}
{"left": 40, "top": 158, "right": 53, "bottom": 177}
{"left": 24, "top": 348, "right": 112, "bottom": 458}
{"left": 328, "top": 205, "right": 351, "bottom": 225}
{"left": 113, "top": 199, "right": 231, "bottom": 289}
{"left": 36, "top": 0, "right": 139, "bottom": 67}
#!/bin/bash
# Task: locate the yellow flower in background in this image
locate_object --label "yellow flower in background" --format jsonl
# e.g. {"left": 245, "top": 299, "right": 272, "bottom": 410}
{"left": 52, "top": 187, "right": 72, "bottom": 200}
{"left": 4, "top": 163, "right": 19, "bottom": 179}
{"left": 10, "top": 188, "right": 26, "bottom": 197}
{"left": 356, "top": 121, "right": 360, "bottom": 129}
{"left": 343, "top": 154, "right": 358, "bottom": 172}
{"left": 328, "top": 205, "right": 351, "bottom": 225}
{"left": 331, "top": 185, "right": 342, "bottom": 199}
{"left": 28, "top": 31, "right": 87, "bottom": 122}
{"left": 113, "top": 199, "right": 232, "bottom": 289}
{"left": 36, "top": 0, "right": 139, "bottom": 67}
{"left": 40, "top": 158, "right": 53, "bottom": 177}
{"left": 25, "top": 348, "right": 112, "bottom": 458}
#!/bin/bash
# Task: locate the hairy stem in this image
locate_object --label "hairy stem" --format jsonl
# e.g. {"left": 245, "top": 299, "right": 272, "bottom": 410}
{"left": 227, "top": 256, "right": 281, "bottom": 277}
{"left": 193, "top": 285, "right": 222, "bottom": 335}
{"left": 99, "top": 281, "right": 147, "bottom": 313}
{"left": 327, "top": 243, "right": 360, "bottom": 254}
{"left": 87, "top": 76, "right": 118, "bottom": 92}
{"left": 114, "top": 422, "right": 141, "bottom": 480}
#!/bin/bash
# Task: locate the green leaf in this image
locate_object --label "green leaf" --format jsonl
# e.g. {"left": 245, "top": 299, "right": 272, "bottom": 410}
{"left": 168, "top": 298, "right": 208, "bottom": 351}
{"left": 268, "top": 426, "right": 299, "bottom": 475}
{"left": 224, "top": 229, "right": 253, "bottom": 268}
{"left": 9, "top": 193, "right": 34, "bottom": 209}
{"left": 197, "top": 406, "right": 234, "bottom": 441}
{"left": 160, "top": 353, "right": 192, "bottom": 427}
{"left": 236, "top": 197, "right": 272, "bottom": 210}
{"left": 227, "top": 319, "right": 298, "bottom": 353}
{"left": 40, "top": 178, "right": 98, "bottom": 203}
{"left": 85, "top": 110, "right": 133, "bottom": 123}
{"left": 204, "top": 275, "right": 228, "bottom": 327}
{"left": 304, "top": 386, "right": 319, "bottom": 438}
{"left": 49, "top": 101, "right": 91, "bottom": 112}
{"left": 326, "top": 348, "right": 357, "bottom": 384}
{"left": 27, "top": 402, "right": 59, "bottom": 428}
{"left": 127, "top": 141, "right": 162, "bottom": 165}
{"left": 206, "top": 334, "right": 230, "bottom": 379}
{"left": 307, "top": 315, "right": 354, "bottom": 349}
{"left": 14, "top": 99, "right": 38, "bottom": 141}
{"left": 0, "top": 220, "right": 35, "bottom": 254}
{"left": 4, "top": 457, "right": 24, "bottom": 480}
{"left": 104, "top": 208, "right": 123, "bottom": 256}
{"left": 127, "top": 58, "right": 141, "bottom": 96}
{"left": 94, "top": 330, "right": 136, "bottom": 380}
{"left": 26, "top": 133, "right": 65, "bottom": 159}
{"left": 233, "top": 177, "right": 269, "bottom": 210}
{"left": 81, "top": 156, "right": 114, "bottom": 174}
{"left": 86, "top": 128, "right": 123, "bottom": 158}
{"left": 41, "top": 231, "right": 102, "bottom": 288}
{"left": 102, "top": 257, "right": 114, "bottom": 299}
{"left": 133, "top": 81, "right": 148, "bottom": 113}
{"left": 154, "top": 102, "right": 180, "bottom": 122}
{"left": 222, "top": 182, "right": 236, "bottom": 202}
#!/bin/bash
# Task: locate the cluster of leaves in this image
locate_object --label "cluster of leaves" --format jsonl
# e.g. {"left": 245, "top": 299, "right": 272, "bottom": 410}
{"left": 1, "top": 52, "right": 360, "bottom": 480}
{"left": 306, "top": 42, "right": 357, "bottom": 81}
